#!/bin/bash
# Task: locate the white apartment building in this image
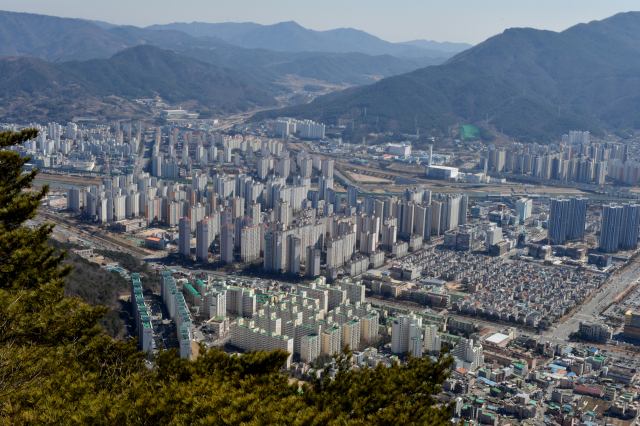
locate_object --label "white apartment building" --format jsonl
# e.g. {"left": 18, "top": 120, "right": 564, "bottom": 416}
{"left": 392, "top": 314, "right": 422, "bottom": 355}
{"left": 241, "top": 225, "right": 261, "bottom": 262}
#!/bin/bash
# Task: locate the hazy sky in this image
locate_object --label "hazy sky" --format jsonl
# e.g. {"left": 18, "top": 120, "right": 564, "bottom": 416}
{"left": 1, "top": 0, "right": 639, "bottom": 44}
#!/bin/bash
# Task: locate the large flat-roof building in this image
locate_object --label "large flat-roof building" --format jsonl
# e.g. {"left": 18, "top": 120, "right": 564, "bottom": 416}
{"left": 426, "top": 165, "right": 459, "bottom": 180}
{"left": 160, "top": 109, "right": 188, "bottom": 116}
{"left": 485, "top": 333, "right": 510, "bottom": 347}
{"left": 579, "top": 321, "right": 613, "bottom": 342}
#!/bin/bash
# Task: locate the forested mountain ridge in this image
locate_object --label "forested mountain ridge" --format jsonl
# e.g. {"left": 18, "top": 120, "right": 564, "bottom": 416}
{"left": 254, "top": 12, "right": 640, "bottom": 142}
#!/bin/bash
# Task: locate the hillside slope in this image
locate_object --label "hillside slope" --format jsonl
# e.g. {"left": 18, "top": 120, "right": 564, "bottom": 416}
{"left": 49, "top": 240, "right": 128, "bottom": 338}
{"left": 0, "top": 45, "right": 278, "bottom": 121}
{"left": 0, "top": 11, "right": 132, "bottom": 61}
{"left": 254, "top": 12, "right": 640, "bottom": 142}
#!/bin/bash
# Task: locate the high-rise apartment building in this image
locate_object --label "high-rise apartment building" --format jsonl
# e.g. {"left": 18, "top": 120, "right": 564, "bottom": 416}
{"left": 306, "top": 246, "right": 321, "bottom": 277}
{"left": 113, "top": 195, "right": 126, "bottom": 221}
{"left": 423, "top": 325, "right": 441, "bottom": 355}
{"left": 548, "top": 196, "right": 588, "bottom": 244}
{"left": 319, "top": 176, "right": 334, "bottom": 201}
{"left": 621, "top": 203, "right": 640, "bottom": 250}
{"left": 196, "top": 220, "right": 210, "bottom": 262}
{"left": 346, "top": 185, "right": 358, "bottom": 209}
{"left": 240, "top": 225, "right": 261, "bottom": 263}
{"left": 301, "top": 158, "right": 313, "bottom": 178}
{"left": 287, "top": 235, "right": 301, "bottom": 275}
{"left": 189, "top": 204, "right": 207, "bottom": 232}
{"left": 341, "top": 319, "right": 361, "bottom": 350}
{"left": 67, "top": 188, "right": 81, "bottom": 211}
{"left": 444, "top": 194, "right": 461, "bottom": 232}
{"left": 300, "top": 334, "right": 321, "bottom": 364}
{"left": 431, "top": 200, "right": 443, "bottom": 236}
{"left": 321, "top": 159, "right": 334, "bottom": 178}
{"left": 414, "top": 204, "right": 432, "bottom": 241}
{"left": 220, "top": 225, "right": 234, "bottom": 264}
{"left": 341, "top": 279, "right": 366, "bottom": 305}
{"left": 600, "top": 203, "right": 640, "bottom": 253}
{"left": 179, "top": 217, "right": 191, "bottom": 258}
{"left": 391, "top": 314, "right": 422, "bottom": 355}
{"left": 485, "top": 226, "right": 503, "bottom": 250}
{"left": 459, "top": 194, "right": 468, "bottom": 225}
{"left": 151, "top": 155, "right": 162, "bottom": 177}
{"left": 452, "top": 338, "right": 484, "bottom": 372}
{"left": 568, "top": 196, "right": 588, "bottom": 240}
{"left": 257, "top": 158, "right": 270, "bottom": 180}
{"left": 264, "top": 231, "right": 286, "bottom": 273}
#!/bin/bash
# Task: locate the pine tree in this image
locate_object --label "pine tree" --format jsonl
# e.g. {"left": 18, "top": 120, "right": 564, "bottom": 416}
{"left": 0, "top": 129, "right": 146, "bottom": 422}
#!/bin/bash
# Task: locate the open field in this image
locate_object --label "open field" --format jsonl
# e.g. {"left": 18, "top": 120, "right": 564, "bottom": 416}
{"left": 137, "top": 228, "right": 165, "bottom": 237}
{"left": 277, "top": 74, "right": 353, "bottom": 92}
{"left": 350, "top": 173, "right": 391, "bottom": 183}
{"left": 578, "top": 396, "right": 609, "bottom": 417}
{"left": 35, "top": 172, "right": 103, "bottom": 187}
{"left": 39, "top": 211, "right": 152, "bottom": 257}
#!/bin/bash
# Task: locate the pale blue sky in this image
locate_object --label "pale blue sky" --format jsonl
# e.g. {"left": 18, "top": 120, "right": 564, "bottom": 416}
{"left": 1, "top": 0, "right": 638, "bottom": 44}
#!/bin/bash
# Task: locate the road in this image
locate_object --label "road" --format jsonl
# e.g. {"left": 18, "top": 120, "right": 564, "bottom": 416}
{"left": 143, "top": 254, "right": 231, "bottom": 280}
{"left": 488, "top": 170, "right": 640, "bottom": 201}
{"left": 542, "top": 260, "right": 640, "bottom": 344}
{"left": 134, "top": 133, "right": 151, "bottom": 175}
{"left": 333, "top": 167, "right": 364, "bottom": 193}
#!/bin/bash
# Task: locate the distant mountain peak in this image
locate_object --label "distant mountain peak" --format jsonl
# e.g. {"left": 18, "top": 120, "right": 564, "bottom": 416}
{"left": 145, "top": 19, "right": 469, "bottom": 58}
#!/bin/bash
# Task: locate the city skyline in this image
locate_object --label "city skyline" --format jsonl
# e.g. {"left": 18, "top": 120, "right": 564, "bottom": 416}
{"left": 0, "top": 0, "right": 637, "bottom": 44}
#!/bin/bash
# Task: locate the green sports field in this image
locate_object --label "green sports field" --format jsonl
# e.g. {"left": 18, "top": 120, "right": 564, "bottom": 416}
{"left": 460, "top": 125, "right": 481, "bottom": 139}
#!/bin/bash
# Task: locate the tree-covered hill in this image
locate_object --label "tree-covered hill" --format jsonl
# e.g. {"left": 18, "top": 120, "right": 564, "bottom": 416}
{"left": 48, "top": 239, "right": 128, "bottom": 337}
{"left": 0, "top": 45, "right": 281, "bottom": 121}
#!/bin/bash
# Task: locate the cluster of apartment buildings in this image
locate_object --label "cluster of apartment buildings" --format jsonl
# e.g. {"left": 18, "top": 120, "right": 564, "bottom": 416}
{"left": 9, "top": 121, "right": 140, "bottom": 173}
{"left": 480, "top": 131, "right": 629, "bottom": 186}
{"left": 229, "top": 277, "right": 378, "bottom": 367}
{"left": 274, "top": 117, "right": 325, "bottom": 140}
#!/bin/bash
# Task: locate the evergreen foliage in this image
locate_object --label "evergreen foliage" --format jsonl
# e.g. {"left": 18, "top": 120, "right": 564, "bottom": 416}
{"left": 0, "top": 129, "right": 453, "bottom": 424}
{"left": 93, "top": 247, "right": 161, "bottom": 292}
{"left": 48, "top": 240, "right": 128, "bottom": 337}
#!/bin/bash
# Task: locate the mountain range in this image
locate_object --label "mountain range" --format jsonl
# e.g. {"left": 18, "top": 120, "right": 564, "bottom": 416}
{"left": 0, "top": 11, "right": 450, "bottom": 84}
{"left": 254, "top": 12, "right": 640, "bottom": 142}
{"left": 0, "top": 10, "right": 472, "bottom": 121}
{"left": 146, "top": 21, "right": 471, "bottom": 58}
